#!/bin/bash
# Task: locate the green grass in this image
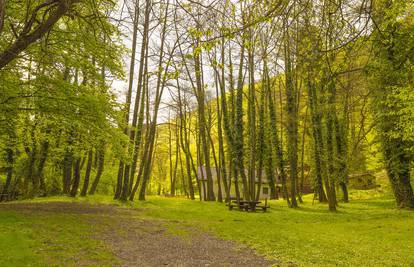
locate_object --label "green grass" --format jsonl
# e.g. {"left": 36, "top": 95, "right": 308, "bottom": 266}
{"left": 0, "top": 205, "right": 116, "bottom": 267}
{"left": 0, "top": 211, "right": 42, "bottom": 267}
{"left": 135, "top": 195, "right": 414, "bottom": 267}
{"left": 1, "top": 185, "right": 414, "bottom": 266}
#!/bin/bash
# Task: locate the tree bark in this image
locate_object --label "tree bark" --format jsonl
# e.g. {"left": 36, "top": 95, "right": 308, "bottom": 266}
{"left": 89, "top": 144, "right": 105, "bottom": 195}
{"left": 70, "top": 158, "right": 81, "bottom": 197}
{"left": 0, "top": 146, "right": 14, "bottom": 201}
{"left": 80, "top": 149, "right": 93, "bottom": 196}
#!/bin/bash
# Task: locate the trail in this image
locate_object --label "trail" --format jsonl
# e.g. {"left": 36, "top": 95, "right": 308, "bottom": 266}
{"left": 1, "top": 202, "right": 276, "bottom": 267}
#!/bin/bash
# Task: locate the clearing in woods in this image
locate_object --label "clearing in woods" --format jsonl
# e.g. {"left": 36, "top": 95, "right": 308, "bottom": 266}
{"left": 0, "top": 200, "right": 274, "bottom": 267}
{"left": 1, "top": 193, "right": 414, "bottom": 266}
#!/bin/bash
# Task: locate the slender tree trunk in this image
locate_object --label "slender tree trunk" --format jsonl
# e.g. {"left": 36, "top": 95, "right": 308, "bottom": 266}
{"left": 70, "top": 158, "right": 81, "bottom": 197}
{"left": 326, "top": 79, "right": 338, "bottom": 211}
{"left": 124, "top": 42, "right": 150, "bottom": 200}
{"left": 177, "top": 81, "right": 195, "bottom": 200}
{"left": 193, "top": 38, "right": 215, "bottom": 201}
{"left": 284, "top": 26, "right": 299, "bottom": 208}
{"left": 80, "top": 149, "right": 93, "bottom": 196}
{"left": 256, "top": 68, "right": 266, "bottom": 202}
{"left": 262, "top": 62, "right": 278, "bottom": 200}
{"left": 307, "top": 80, "right": 327, "bottom": 202}
{"left": 247, "top": 46, "right": 256, "bottom": 203}
{"left": 172, "top": 121, "right": 180, "bottom": 196}
{"left": 234, "top": 42, "right": 250, "bottom": 201}
{"left": 298, "top": 105, "right": 308, "bottom": 203}
{"left": 36, "top": 127, "right": 50, "bottom": 195}
{"left": 336, "top": 78, "right": 350, "bottom": 203}
{"left": 208, "top": 128, "right": 222, "bottom": 202}
{"left": 168, "top": 117, "right": 175, "bottom": 196}
{"left": 62, "top": 135, "right": 73, "bottom": 194}
{"left": 196, "top": 131, "right": 207, "bottom": 201}
{"left": 1, "top": 143, "right": 14, "bottom": 202}
{"left": 116, "top": 0, "right": 145, "bottom": 201}
{"left": 114, "top": 163, "right": 124, "bottom": 199}
{"left": 214, "top": 67, "right": 230, "bottom": 202}
{"left": 264, "top": 59, "right": 289, "bottom": 205}
{"left": 89, "top": 143, "right": 105, "bottom": 195}
{"left": 131, "top": 1, "right": 170, "bottom": 201}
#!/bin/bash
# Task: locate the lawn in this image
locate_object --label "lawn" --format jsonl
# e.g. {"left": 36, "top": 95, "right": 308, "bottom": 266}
{"left": 1, "top": 190, "right": 414, "bottom": 266}
{"left": 137, "top": 195, "right": 414, "bottom": 266}
{"left": 0, "top": 202, "right": 116, "bottom": 267}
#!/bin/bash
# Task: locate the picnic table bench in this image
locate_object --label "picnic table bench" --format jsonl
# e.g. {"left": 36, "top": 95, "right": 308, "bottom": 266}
{"left": 227, "top": 199, "right": 270, "bottom": 212}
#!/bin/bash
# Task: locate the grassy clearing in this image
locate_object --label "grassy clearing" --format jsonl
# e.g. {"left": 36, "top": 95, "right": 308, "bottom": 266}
{"left": 135, "top": 196, "right": 414, "bottom": 267}
{"left": 1, "top": 182, "right": 413, "bottom": 266}
{"left": 0, "top": 205, "right": 116, "bottom": 267}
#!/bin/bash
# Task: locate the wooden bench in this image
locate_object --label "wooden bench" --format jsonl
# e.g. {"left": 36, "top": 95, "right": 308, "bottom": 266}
{"left": 256, "top": 199, "right": 270, "bottom": 212}
{"left": 227, "top": 200, "right": 269, "bottom": 212}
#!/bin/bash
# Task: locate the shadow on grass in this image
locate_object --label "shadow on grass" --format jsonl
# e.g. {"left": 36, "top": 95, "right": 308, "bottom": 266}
{"left": 349, "top": 199, "right": 396, "bottom": 209}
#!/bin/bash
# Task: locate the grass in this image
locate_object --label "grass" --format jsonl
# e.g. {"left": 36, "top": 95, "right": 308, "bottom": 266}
{"left": 135, "top": 195, "right": 414, "bottom": 267}
{"left": 0, "top": 204, "right": 116, "bottom": 267}
{"left": 1, "top": 181, "right": 414, "bottom": 266}
{"left": 0, "top": 211, "right": 42, "bottom": 266}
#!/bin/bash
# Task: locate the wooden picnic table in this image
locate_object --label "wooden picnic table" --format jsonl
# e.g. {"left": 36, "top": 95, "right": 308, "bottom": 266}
{"left": 228, "top": 199, "right": 270, "bottom": 212}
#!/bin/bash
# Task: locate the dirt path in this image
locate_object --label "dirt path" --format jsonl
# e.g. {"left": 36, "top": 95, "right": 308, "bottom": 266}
{"left": 1, "top": 202, "right": 276, "bottom": 266}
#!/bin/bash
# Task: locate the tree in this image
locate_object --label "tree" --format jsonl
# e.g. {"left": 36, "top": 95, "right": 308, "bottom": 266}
{"left": 369, "top": 0, "right": 414, "bottom": 208}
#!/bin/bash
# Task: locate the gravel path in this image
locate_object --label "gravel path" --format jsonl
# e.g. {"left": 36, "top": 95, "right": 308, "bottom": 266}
{"left": 1, "top": 202, "right": 277, "bottom": 266}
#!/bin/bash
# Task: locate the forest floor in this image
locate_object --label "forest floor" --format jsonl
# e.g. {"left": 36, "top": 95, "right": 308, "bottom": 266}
{"left": 1, "top": 182, "right": 414, "bottom": 266}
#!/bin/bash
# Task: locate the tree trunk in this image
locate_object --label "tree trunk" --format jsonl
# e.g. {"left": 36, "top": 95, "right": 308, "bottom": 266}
{"left": 168, "top": 117, "right": 175, "bottom": 196}
{"left": 234, "top": 42, "right": 250, "bottom": 201}
{"left": 177, "top": 81, "right": 195, "bottom": 200}
{"left": 70, "top": 158, "right": 81, "bottom": 197}
{"left": 36, "top": 129, "right": 50, "bottom": 195}
{"left": 247, "top": 46, "right": 256, "bottom": 202}
{"left": 80, "top": 149, "right": 93, "bottom": 196}
{"left": 383, "top": 139, "right": 414, "bottom": 208}
{"left": 307, "top": 80, "right": 327, "bottom": 203}
{"left": 284, "top": 25, "right": 299, "bottom": 208}
{"left": 264, "top": 59, "right": 290, "bottom": 205}
{"left": 326, "top": 79, "right": 338, "bottom": 211}
{"left": 131, "top": 2, "right": 170, "bottom": 201}
{"left": 193, "top": 39, "right": 215, "bottom": 201}
{"left": 298, "top": 105, "right": 308, "bottom": 203}
{"left": 62, "top": 148, "right": 73, "bottom": 194}
{"left": 214, "top": 64, "right": 230, "bottom": 202}
{"left": 89, "top": 144, "right": 105, "bottom": 195}
{"left": 0, "top": 146, "right": 14, "bottom": 202}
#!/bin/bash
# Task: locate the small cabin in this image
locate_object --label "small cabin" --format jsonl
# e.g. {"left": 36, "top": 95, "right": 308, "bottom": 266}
{"left": 197, "top": 166, "right": 271, "bottom": 200}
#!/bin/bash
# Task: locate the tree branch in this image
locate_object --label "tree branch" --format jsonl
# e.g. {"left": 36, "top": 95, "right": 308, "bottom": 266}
{"left": 0, "top": 0, "right": 79, "bottom": 71}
